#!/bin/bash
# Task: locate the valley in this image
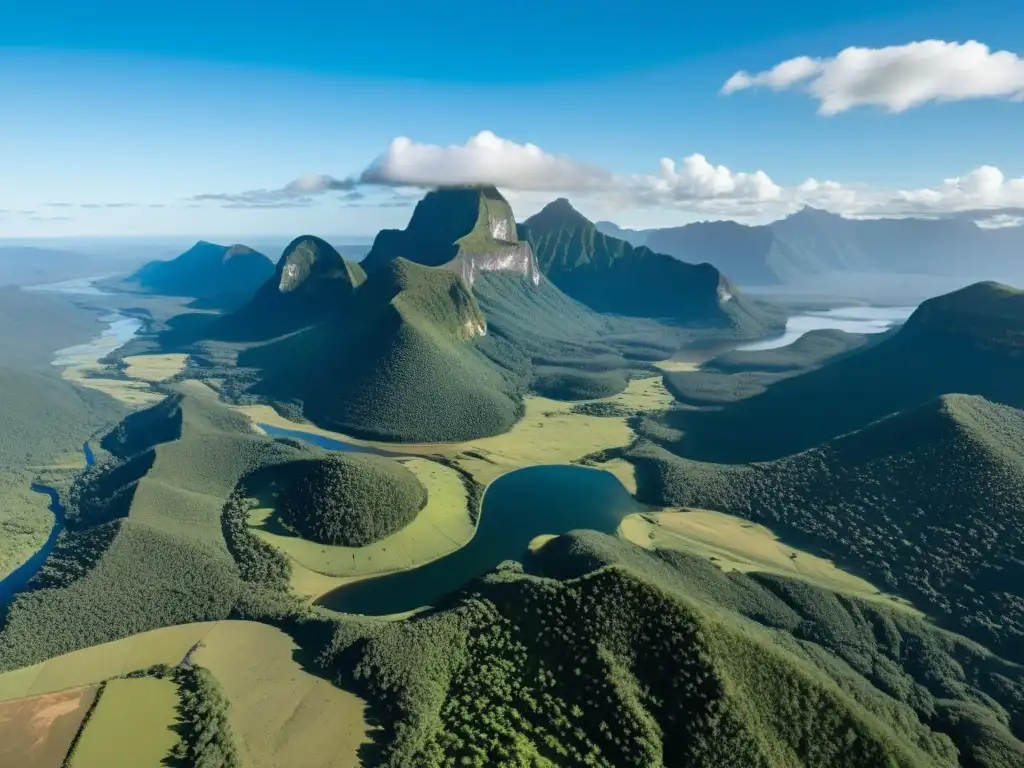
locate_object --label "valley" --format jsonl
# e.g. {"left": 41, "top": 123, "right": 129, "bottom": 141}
{"left": 2, "top": 191, "right": 1023, "bottom": 767}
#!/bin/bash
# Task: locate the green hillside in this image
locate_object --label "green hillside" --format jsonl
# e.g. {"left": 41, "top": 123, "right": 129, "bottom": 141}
{"left": 274, "top": 453, "right": 427, "bottom": 546}
{"left": 212, "top": 235, "right": 366, "bottom": 340}
{"left": 645, "top": 281, "right": 1024, "bottom": 461}
{"left": 122, "top": 241, "right": 273, "bottom": 299}
{"left": 0, "top": 383, "right": 311, "bottom": 670}
{"left": 314, "top": 530, "right": 1024, "bottom": 767}
{"left": 629, "top": 394, "right": 1024, "bottom": 662}
{"left": 240, "top": 257, "right": 524, "bottom": 441}
{"left": 520, "top": 199, "right": 782, "bottom": 334}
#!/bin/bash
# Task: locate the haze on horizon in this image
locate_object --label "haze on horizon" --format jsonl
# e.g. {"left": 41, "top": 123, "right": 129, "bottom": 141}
{"left": 2, "top": 0, "right": 1024, "bottom": 241}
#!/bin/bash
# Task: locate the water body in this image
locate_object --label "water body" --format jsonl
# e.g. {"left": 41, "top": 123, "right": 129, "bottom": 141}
{"left": 257, "top": 423, "right": 398, "bottom": 457}
{"left": 736, "top": 305, "right": 916, "bottom": 352}
{"left": 23, "top": 275, "right": 114, "bottom": 296}
{"left": 0, "top": 444, "right": 93, "bottom": 607}
{"left": 52, "top": 314, "right": 143, "bottom": 368}
{"left": 318, "top": 464, "right": 641, "bottom": 615}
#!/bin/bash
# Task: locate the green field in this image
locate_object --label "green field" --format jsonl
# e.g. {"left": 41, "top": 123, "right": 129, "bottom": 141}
{"left": 249, "top": 458, "right": 474, "bottom": 597}
{"left": 69, "top": 677, "right": 180, "bottom": 767}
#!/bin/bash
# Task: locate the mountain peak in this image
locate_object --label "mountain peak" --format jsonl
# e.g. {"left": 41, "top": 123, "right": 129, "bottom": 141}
{"left": 525, "top": 198, "right": 592, "bottom": 231}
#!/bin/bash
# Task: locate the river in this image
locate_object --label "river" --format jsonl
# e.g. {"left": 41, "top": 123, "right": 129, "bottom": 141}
{"left": 735, "top": 305, "right": 916, "bottom": 352}
{"left": 0, "top": 445, "right": 94, "bottom": 607}
{"left": 317, "top": 464, "right": 641, "bottom": 615}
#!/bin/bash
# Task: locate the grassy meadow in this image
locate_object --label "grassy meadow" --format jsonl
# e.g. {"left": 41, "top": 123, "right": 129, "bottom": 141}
{"left": 68, "top": 677, "right": 180, "bottom": 768}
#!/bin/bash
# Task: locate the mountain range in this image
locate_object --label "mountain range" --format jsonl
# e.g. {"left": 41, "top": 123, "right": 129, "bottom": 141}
{"left": 201, "top": 186, "right": 782, "bottom": 442}
{"left": 597, "top": 207, "right": 1024, "bottom": 285}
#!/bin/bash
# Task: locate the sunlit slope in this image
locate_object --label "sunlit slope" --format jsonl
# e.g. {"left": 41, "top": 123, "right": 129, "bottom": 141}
{"left": 630, "top": 393, "right": 1024, "bottom": 663}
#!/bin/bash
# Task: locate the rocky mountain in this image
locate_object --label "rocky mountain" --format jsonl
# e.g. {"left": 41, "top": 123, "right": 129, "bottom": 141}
{"left": 521, "top": 199, "right": 780, "bottom": 331}
{"left": 598, "top": 207, "right": 1024, "bottom": 285}
{"left": 211, "top": 236, "right": 366, "bottom": 340}
{"left": 122, "top": 240, "right": 274, "bottom": 298}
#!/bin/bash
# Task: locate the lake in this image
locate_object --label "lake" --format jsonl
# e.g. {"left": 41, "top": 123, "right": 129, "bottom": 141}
{"left": 736, "top": 305, "right": 916, "bottom": 351}
{"left": 317, "top": 464, "right": 641, "bottom": 615}
{"left": 257, "top": 423, "right": 397, "bottom": 457}
{"left": 23, "top": 275, "right": 114, "bottom": 296}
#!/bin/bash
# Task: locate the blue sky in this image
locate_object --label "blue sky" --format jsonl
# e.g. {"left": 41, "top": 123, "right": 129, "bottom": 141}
{"left": 2, "top": 0, "right": 1024, "bottom": 237}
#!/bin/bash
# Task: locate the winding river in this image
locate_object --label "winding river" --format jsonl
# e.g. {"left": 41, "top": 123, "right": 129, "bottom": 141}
{"left": 0, "top": 445, "right": 94, "bottom": 607}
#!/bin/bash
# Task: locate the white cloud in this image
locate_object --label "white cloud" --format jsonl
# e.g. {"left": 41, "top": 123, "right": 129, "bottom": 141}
{"left": 358, "top": 131, "right": 613, "bottom": 191}
{"left": 723, "top": 40, "right": 1024, "bottom": 114}
{"left": 633, "top": 154, "right": 783, "bottom": 202}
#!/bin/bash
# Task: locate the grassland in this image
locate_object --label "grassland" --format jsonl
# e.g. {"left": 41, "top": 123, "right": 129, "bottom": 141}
{"left": 121, "top": 352, "right": 189, "bottom": 381}
{"left": 69, "top": 677, "right": 180, "bottom": 767}
{"left": 0, "top": 685, "right": 98, "bottom": 768}
{"left": 236, "top": 375, "right": 673, "bottom": 491}
{"left": 630, "top": 393, "right": 1024, "bottom": 663}
{"left": 249, "top": 458, "right": 473, "bottom": 598}
{"left": 0, "top": 621, "right": 372, "bottom": 768}
{"left": 618, "top": 509, "right": 918, "bottom": 613}
{"left": 191, "top": 621, "right": 372, "bottom": 768}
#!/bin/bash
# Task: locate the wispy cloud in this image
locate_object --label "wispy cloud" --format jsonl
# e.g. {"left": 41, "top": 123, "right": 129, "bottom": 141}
{"left": 722, "top": 39, "right": 1024, "bottom": 114}
{"left": 192, "top": 173, "right": 358, "bottom": 209}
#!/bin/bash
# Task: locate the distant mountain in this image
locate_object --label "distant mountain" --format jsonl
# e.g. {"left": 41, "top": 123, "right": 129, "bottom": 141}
{"left": 0, "top": 246, "right": 130, "bottom": 287}
{"left": 606, "top": 207, "right": 1024, "bottom": 285}
{"left": 520, "top": 199, "right": 779, "bottom": 332}
{"left": 632, "top": 393, "right": 1024, "bottom": 665}
{"left": 593, "top": 220, "right": 648, "bottom": 247}
{"left": 211, "top": 236, "right": 366, "bottom": 340}
{"left": 122, "top": 240, "right": 274, "bottom": 299}
{"left": 645, "top": 281, "right": 1024, "bottom": 462}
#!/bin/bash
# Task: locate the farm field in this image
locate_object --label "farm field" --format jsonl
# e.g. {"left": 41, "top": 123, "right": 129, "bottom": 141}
{"left": 69, "top": 677, "right": 179, "bottom": 768}
{"left": 0, "top": 685, "right": 99, "bottom": 768}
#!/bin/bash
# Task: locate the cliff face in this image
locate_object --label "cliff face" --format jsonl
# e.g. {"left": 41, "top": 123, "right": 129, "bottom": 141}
{"left": 361, "top": 186, "right": 542, "bottom": 288}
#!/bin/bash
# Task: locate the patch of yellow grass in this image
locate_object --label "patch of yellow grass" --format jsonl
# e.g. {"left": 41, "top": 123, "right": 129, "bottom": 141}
{"left": 619, "top": 509, "right": 919, "bottom": 613}
{"left": 60, "top": 365, "right": 164, "bottom": 407}
{"left": 250, "top": 458, "right": 474, "bottom": 598}
{"left": 237, "top": 376, "right": 675, "bottom": 488}
{"left": 0, "top": 622, "right": 218, "bottom": 702}
{"left": 0, "top": 685, "right": 99, "bottom": 768}
{"left": 191, "top": 621, "right": 373, "bottom": 768}
{"left": 654, "top": 359, "right": 701, "bottom": 373}
{"left": 0, "top": 621, "right": 374, "bottom": 768}
{"left": 69, "top": 677, "right": 179, "bottom": 768}
{"left": 121, "top": 353, "right": 189, "bottom": 382}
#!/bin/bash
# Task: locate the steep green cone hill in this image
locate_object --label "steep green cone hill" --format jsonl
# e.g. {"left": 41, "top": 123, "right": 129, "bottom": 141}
{"left": 646, "top": 281, "right": 1024, "bottom": 461}
{"left": 122, "top": 240, "right": 274, "bottom": 299}
{"left": 212, "top": 235, "right": 367, "bottom": 340}
{"left": 274, "top": 453, "right": 427, "bottom": 546}
{"left": 630, "top": 394, "right": 1024, "bottom": 663}
{"left": 520, "top": 198, "right": 781, "bottom": 334}
{"left": 316, "top": 530, "right": 1024, "bottom": 767}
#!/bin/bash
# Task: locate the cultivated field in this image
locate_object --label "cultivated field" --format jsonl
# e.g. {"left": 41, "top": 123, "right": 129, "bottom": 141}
{"left": 192, "top": 621, "right": 374, "bottom": 768}
{"left": 69, "top": 677, "right": 179, "bottom": 768}
{"left": 0, "top": 685, "right": 98, "bottom": 768}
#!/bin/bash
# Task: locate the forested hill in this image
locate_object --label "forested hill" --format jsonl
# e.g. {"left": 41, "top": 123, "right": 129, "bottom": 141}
{"left": 123, "top": 240, "right": 273, "bottom": 299}
{"left": 211, "top": 235, "right": 366, "bottom": 340}
{"left": 520, "top": 198, "right": 782, "bottom": 332}
{"left": 647, "top": 280, "right": 1024, "bottom": 462}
